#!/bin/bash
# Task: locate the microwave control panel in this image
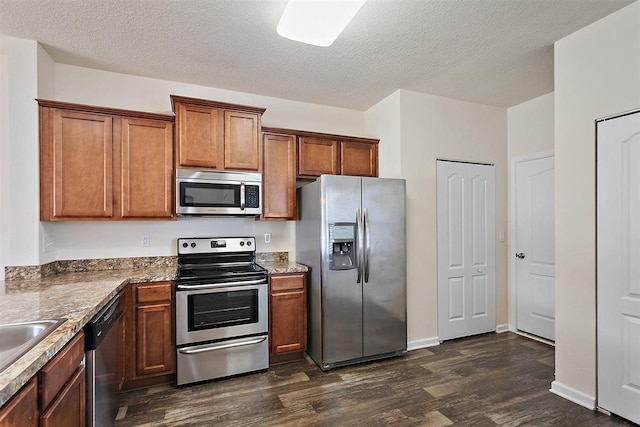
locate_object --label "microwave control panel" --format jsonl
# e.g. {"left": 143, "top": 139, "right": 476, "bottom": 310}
{"left": 245, "top": 185, "right": 260, "bottom": 208}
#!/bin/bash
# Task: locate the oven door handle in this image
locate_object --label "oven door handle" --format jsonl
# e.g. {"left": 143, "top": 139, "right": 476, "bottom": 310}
{"left": 178, "top": 336, "right": 267, "bottom": 354}
{"left": 176, "top": 279, "right": 266, "bottom": 290}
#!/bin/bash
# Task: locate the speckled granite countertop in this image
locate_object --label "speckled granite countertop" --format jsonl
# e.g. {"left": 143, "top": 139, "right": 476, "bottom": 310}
{"left": 0, "top": 267, "right": 176, "bottom": 408}
{"left": 258, "top": 261, "right": 308, "bottom": 274}
{"left": 0, "top": 256, "right": 306, "bottom": 408}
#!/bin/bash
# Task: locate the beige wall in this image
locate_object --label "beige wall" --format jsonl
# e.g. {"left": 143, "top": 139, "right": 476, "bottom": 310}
{"left": 506, "top": 92, "right": 555, "bottom": 325}
{"left": 364, "top": 90, "right": 402, "bottom": 179}
{"left": 365, "top": 90, "right": 507, "bottom": 346}
{"left": 10, "top": 62, "right": 366, "bottom": 264}
{"left": 507, "top": 92, "right": 554, "bottom": 159}
{"left": 554, "top": 1, "right": 640, "bottom": 404}
{"left": 0, "top": 36, "right": 41, "bottom": 279}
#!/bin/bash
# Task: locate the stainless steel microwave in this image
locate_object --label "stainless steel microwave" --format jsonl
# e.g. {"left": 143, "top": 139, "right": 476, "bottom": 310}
{"left": 176, "top": 169, "right": 262, "bottom": 216}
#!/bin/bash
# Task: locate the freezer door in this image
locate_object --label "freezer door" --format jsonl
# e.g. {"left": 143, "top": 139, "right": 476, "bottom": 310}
{"left": 320, "top": 175, "right": 364, "bottom": 365}
{"left": 362, "top": 177, "right": 407, "bottom": 356}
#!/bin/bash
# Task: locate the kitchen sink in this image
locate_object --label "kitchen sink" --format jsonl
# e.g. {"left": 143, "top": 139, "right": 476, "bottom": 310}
{"left": 0, "top": 319, "right": 66, "bottom": 373}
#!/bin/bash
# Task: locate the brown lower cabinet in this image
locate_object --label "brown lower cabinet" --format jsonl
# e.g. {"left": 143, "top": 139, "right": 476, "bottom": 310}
{"left": 39, "top": 331, "right": 85, "bottom": 427}
{"left": 269, "top": 273, "right": 307, "bottom": 365}
{"left": 0, "top": 331, "right": 87, "bottom": 427}
{"left": 122, "top": 281, "right": 176, "bottom": 390}
{"left": 0, "top": 377, "right": 38, "bottom": 427}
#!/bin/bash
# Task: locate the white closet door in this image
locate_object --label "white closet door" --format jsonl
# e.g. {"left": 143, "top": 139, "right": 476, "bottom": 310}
{"left": 515, "top": 156, "right": 555, "bottom": 341}
{"left": 597, "top": 111, "right": 640, "bottom": 425}
{"left": 437, "top": 160, "right": 496, "bottom": 340}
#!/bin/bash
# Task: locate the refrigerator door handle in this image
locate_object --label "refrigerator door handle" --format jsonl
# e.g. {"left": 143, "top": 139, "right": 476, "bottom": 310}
{"left": 356, "top": 207, "right": 363, "bottom": 283}
{"left": 364, "top": 208, "right": 371, "bottom": 283}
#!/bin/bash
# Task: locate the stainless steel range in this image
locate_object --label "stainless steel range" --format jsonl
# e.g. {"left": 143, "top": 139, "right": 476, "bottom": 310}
{"left": 175, "top": 237, "right": 269, "bottom": 386}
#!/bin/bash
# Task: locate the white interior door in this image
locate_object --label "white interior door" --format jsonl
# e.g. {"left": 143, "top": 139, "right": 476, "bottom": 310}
{"left": 597, "top": 111, "right": 640, "bottom": 424}
{"left": 437, "top": 160, "right": 496, "bottom": 341}
{"left": 515, "top": 156, "right": 555, "bottom": 341}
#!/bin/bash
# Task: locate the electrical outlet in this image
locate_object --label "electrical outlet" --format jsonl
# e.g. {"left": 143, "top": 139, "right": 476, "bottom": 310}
{"left": 141, "top": 234, "right": 150, "bottom": 247}
{"left": 264, "top": 233, "right": 271, "bottom": 244}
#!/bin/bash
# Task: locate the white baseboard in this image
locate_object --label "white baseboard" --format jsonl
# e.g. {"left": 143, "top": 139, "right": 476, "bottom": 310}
{"left": 550, "top": 381, "right": 596, "bottom": 410}
{"left": 495, "top": 324, "right": 510, "bottom": 333}
{"left": 408, "top": 337, "right": 440, "bottom": 351}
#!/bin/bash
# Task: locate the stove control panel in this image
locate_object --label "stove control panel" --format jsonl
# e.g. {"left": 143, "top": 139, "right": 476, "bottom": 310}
{"left": 178, "top": 237, "right": 256, "bottom": 254}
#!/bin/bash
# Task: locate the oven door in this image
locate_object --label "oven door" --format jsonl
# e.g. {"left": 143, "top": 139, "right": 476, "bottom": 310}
{"left": 176, "top": 281, "right": 268, "bottom": 346}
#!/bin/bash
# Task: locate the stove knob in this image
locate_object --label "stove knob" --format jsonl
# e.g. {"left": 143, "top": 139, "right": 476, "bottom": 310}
{"left": 247, "top": 241, "right": 252, "bottom": 246}
{"left": 182, "top": 243, "right": 188, "bottom": 248}
{"left": 240, "top": 241, "right": 245, "bottom": 246}
{"left": 191, "top": 243, "right": 196, "bottom": 248}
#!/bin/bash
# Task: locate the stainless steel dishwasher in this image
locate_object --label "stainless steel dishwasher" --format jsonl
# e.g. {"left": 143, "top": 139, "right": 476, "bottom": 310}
{"left": 84, "top": 294, "right": 123, "bottom": 427}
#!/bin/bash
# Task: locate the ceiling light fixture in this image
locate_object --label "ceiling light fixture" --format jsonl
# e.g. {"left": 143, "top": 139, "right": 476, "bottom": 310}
{"left": 277, "top": 0, "right": 367, "bottom": 47}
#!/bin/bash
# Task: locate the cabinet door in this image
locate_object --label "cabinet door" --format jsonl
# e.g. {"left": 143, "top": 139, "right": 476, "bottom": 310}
{"left": 50, "top": 110, "right": 113, "bottom": 219}
{"left": 135, "top": 301, "right": 174, "bottom": 377}
{"left": 0, "top": 377, "right": 38, "bottom": 427}
{"left": 341, "top": 140, "right": 378, "bottom": 177}
{"left": 176, "top": 103, "right": 221, "bottom": 168}
{"left": 263, "top": 133, "right": 296, "bottom": 219}
{"left": 39, "top": 366, "right": 85, "bottom": 427}
{"left": 120, "top": 118, "right": 174, "bottom": 218}
{"left": 224, "top": 111, "right": 260, "bottom": 171}
{"left": 298, "top": 137, "right": 339, "bottom": 178}
{"left": 269, "top": 274, "right": 306, "bottom": 360}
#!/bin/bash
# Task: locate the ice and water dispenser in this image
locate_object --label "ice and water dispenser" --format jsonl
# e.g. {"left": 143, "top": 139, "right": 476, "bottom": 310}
{"left": 328, "top": 223, "right": 356, "bottom": 270}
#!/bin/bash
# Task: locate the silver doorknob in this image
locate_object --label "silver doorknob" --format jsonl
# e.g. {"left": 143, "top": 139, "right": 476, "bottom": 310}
{"left": 516, "top": 252, "right": 525, "bottom": 259}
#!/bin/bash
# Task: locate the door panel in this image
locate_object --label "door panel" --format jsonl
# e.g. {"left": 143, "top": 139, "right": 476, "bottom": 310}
{"left": 449, "top": 278, "right": 464, "bottom": 320}
{"left": 515, "top": 156, "right": 555, "bottom": 340}
{"left": 52, "top": 110, "right": 113, "bottom": 218}
{"left": 121, "top": 118, "right": 173, "bottom": 218}
{"left": 224, "top": 111, "right": 260, "bottom": 171}
{"left": 597, "top": 112, "right": 640, "bottom": 424}
{"left": 361, "top": 177, "right": 407, "bottom": 357}
{"left": 437, "top": 160, "right": 496, "bottom": 340}
{"left": 472, "top": 276, "right": 487, "bottom": 317}
{"left": 320, "top": 175, "right": 363, "bottom": 364}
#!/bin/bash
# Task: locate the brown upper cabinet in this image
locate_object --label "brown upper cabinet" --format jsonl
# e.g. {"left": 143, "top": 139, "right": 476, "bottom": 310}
{"left": 262, "top": 132, "right": 297, "bottom": 219}
{"left": 340, "top": 140, "right": 378, "bottom": 177}
{"left": 298, "top": 136, "right": 340, "bottom": 177}
{"left": 171, "top": 95, "right": 265, "bottom": 172}
{"left": 262, "top": 127, "right": 379, "bottom": 180}
{"left": 38, "top": 100, "right": 174, "bottom": 221}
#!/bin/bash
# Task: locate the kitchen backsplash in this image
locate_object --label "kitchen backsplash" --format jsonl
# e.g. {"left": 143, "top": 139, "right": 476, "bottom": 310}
{"left": 5, "top": 252, "right": 289, "bottom": 281}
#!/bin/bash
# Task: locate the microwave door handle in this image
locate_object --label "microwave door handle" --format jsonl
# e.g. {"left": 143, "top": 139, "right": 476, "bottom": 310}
{"left": 240, "top": 182, "right": 246, "bottom": 210}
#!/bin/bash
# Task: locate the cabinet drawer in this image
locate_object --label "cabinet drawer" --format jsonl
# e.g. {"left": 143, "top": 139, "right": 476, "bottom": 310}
{"left": 39, "top": 331, "right": 84, "bottom": 410}
{"left": 136, "top": 282, "right": 172, "bottom": 303}
{"left": 270, "top": 273, "right": 305, "bottom": 293}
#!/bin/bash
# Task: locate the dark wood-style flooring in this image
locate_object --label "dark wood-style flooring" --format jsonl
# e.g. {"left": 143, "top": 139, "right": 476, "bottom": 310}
{"left": 114, "top": 332, "right": 635, "bottom": 426}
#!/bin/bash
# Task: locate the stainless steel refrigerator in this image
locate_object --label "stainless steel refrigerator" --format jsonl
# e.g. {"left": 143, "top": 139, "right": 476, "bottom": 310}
{"left": 296, "top": 175, "right": 407, "bottom": 370}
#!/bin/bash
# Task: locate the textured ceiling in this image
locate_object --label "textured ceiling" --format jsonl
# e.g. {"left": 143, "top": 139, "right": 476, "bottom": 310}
{"left": 0, "top": 0, "right": 634, "bottom": 110}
